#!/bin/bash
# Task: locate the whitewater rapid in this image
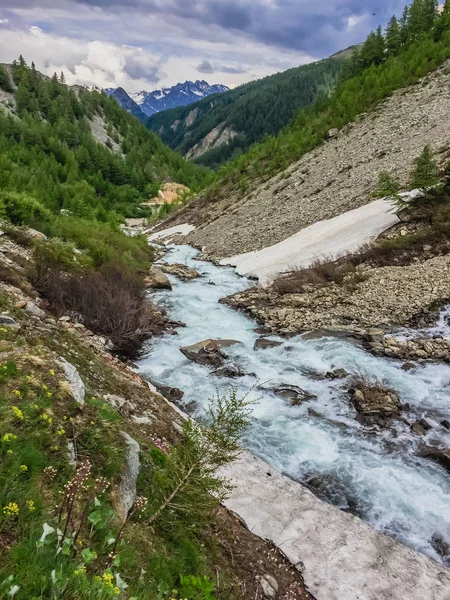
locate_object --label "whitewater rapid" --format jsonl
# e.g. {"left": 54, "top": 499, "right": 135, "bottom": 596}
{"left": 138, "top": 244, "right": 450, "bottom": 563}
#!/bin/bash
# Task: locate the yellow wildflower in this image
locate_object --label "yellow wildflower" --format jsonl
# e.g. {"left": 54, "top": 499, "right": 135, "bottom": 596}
{"left": 57, "top": 429, "right": 65, "bottom": 436}
{"left": 3, "top": 502, "right": 19, "bottom": 518}
{"left": 2, "top": 433, "right": 17, "bottom": 443}
{"left": 46, "top": 392, "right": 53, "bottom": 398}
{"left": 113, "top": 587, "right": 120, "bottom": 596}
{"left": 51, "top": 445, "right": 59, "bottom": 451}
{"left": 33, "top": 404, "right": 40, "bottom": 410}
{"left": 40, "top": 414, "right": 52, "bottom": 425}
{"left": 7, "top": 450, "right": 13, "bottom": 455}
{"left": 42, "top": 384, "right": 48, "bottom": 391}
{"left": 12, "top": 390, "right": 21, "bottom": 397}
{"left": 12, "top": 406, "right": 24, "bottom": 420}
{"left": 90, "top": 421, "right": 95, "bottom": 425}
{"left": 26, "top": 500, "right": 35, "bottom": 512}
{"left": 49, "top": 369, "right": 55, "bottom": 376}
{"left": 20, "top": 465, "right": 28, "bottom": 472}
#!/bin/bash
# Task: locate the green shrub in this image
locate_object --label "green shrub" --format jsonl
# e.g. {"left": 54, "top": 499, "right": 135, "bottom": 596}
{"left": 411, "top": 144, "right": 439, "bottom": 189}
{"left": 0, "top": 192, "right": 52, "bottom": 227}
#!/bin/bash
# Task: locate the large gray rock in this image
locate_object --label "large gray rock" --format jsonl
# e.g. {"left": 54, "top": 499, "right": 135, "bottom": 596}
{"left": 118, "top": 432, "right": 140, "bottom": 521}
{"left": 180, "top": 339, "right": 241, "bottom": 368}
{"left": 349, "top": 385, "right": 401, "bottom": 426}
{"left": 0, "top": 314, "right": 20, "bottom": 330}
{"left": 24, "top": 301, "right": 46, "bottom": 320}
{"left": 145, "top": 266, "right": 172, "bottom": 290}
{"left": 59, "top": 357, "right": 85, "bottom": 405}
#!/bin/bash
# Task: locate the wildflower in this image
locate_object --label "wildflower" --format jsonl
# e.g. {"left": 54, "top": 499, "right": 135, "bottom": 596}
{"left": 43, "top": 466, "right": 57, "bottom": 481}
{"left": 3, "top": 502, "right": 19, "bottom": 518}
{"left": 12, "top": 390, "right": 21, "bottom": 397}
{"left": 51, "top": 445, "right": 59, "bottom": 451}
{"left": 42, "top": 385, "right": 48, "bottom": 391}
{"left": 20, "top": 465, "right": 28, "bottom": 472}
{"left": 57, "top": 429, "right": 65, "bottom": 436}
{"left": 135, "top": 496, "right": 148, "bottom": 513}
{"left": 12, "top": 406, "right": 24, "bottom": 420}
{"left": 2, "top": 433, "right": 17, "bottom": 443}
{"left": 46, "top": 392, "right": 53, "bottom": 398}
{"left": 49, "top": 369, "right": 55, "bottom": 376}
{"left": 33, "top": 404, "right": 40, "bottom": 410}
{"left": 90, "top": 421, "right": 95, "bottom": 425}
{"left": 25, "top": 375, "right": 32, "bottom": 381}
{"left": 7, "top": 450, "right": 13, "bottom": 455}
{"left": 74, "top": 566, "right": 86, "bottom": 575}
{"left": 40, "top": 414, "right": 52, "bottom": 425}
{"left": 113, "top": 587, "right": 120, "bottom": 596}
{"left": 26, "top": 500, "right": 35, "bottom": 512}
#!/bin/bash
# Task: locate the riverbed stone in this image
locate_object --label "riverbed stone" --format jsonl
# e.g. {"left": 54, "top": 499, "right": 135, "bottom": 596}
{"left": 349, "top": 384, "right": 401, "bottom": 426}
{"left": 420, "top": 448, "right": 450, "bottom": 473}
{"left": 254, "top": 337, "right": 283, "bottom": 351}
{"left": 262, "top": 384, "right": 317, "bottom": 406}
{"left": 161, "top": 263, "right": 200, "bottom": 281}
{"left": 180, "top": 339, "right": 241, "bottom": 368}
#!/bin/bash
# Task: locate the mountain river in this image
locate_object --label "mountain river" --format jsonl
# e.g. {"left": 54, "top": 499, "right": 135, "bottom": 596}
{"left": 137, "top": 244, "right": 450, "bottom": 564}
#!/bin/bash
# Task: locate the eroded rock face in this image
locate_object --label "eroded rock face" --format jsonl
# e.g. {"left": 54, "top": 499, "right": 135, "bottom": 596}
{"left": 145, "top": 267, "right": 172, "bottom": 290}
{"left": 161, "top": 263, "right": 200, "bottom": 281}
{"left": 349, "top": 385, "right": 401, "bottom": 427}
{"left": 180, "top": 339, "right": 241, "bottom": 368}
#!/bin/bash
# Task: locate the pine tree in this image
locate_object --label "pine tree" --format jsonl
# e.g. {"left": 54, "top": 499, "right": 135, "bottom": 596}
{"left": 400, "top": 5, "right": 410, "bottom": 45}
{"left": 60, "top": 71, "right": 65, "bottom": 85}
{"left": 385, "top": 15, "right": 402, "bottom": 56}
{"left": 411, "top": 145, "right": 439, "bottom": 189}
{"left": 0, "top": 65, "right": 13, "bottom": 93}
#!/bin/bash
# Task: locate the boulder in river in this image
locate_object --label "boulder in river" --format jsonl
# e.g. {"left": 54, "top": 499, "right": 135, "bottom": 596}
{"left": 419, "top": 447, "right": 450, "bottom": 473}
{"left": 253, "top": 337, "right": 283, "bottom": 351}
{"left": 431, "top": 533, "right": 450, "bottom": 562}
{"left": 161, "top": 263, "right": 200, "bottom": 281}
{"left": 349, "top": 383, "right": 401, "bottom": 427}
{"left": 180, "top": 339, "right": 241, "bottom": 368}
{"left": 212, "top": 364, "right": 247, "bottom": 378}
{"left": 261, "top": 384, "right": 317, "bottom": 406}
{"left": 145, "top": 266, "right": 172, "bottom": 290}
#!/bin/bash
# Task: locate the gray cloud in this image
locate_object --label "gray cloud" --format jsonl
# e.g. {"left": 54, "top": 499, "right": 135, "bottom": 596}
{"left": 70, "top": 0, "right": 405, "bottom": 55}
{"left": 197, "top": 60, "right": 247, "bottom": 75}
{"left": 197, "top": 60, "right": 214, "bottom": 74}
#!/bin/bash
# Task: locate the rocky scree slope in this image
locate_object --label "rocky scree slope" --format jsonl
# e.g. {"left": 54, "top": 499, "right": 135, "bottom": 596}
{"left": 165, "top": 58, "right": 450, "bottom": 259}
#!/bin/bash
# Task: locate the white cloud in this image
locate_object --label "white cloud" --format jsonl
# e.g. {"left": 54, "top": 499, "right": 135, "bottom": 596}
{"left": 0, "top": 19, "right": 9, "bottom": 24}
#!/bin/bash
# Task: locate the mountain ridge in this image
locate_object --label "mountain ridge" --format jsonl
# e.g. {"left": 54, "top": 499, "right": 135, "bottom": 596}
{"left": 107, "top": 79, "right": 229, "bottom": 118}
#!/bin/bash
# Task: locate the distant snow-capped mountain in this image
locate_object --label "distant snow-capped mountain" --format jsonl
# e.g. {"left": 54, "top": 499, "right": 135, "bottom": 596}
{"left": 112, "top": 80, "right": 229, "bottom": 118}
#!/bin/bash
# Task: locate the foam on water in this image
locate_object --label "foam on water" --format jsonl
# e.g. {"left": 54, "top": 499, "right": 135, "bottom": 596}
{"left": 138, "top": 245, "right": 450, "bottom": 562}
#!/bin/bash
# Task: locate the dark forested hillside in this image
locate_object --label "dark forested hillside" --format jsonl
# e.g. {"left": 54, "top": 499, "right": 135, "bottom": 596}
{"left": 147, "top": 58, "right": 342, "bottom": 167}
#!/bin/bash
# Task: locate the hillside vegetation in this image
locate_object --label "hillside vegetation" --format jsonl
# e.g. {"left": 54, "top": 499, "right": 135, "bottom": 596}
{"left": 211, "top": 0, "right": 450, "bottom": 194}
{"left": 147, "top": 58, "right": 341, "bottom": 167}
{"left": 0, "top": 58, "right": 215, "bottom": 358}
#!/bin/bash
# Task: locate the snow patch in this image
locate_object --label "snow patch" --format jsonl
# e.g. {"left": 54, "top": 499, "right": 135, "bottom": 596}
{"left": 220, "top": 198, "right": 403, "bottom": 285}
{"left": 146, "top": 223, "right": 195, "bottom": 241}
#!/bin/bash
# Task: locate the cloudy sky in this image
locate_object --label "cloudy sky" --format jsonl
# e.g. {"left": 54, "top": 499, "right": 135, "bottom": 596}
{"left": 0, "top": 1, "right": 406, "bottom": 93}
